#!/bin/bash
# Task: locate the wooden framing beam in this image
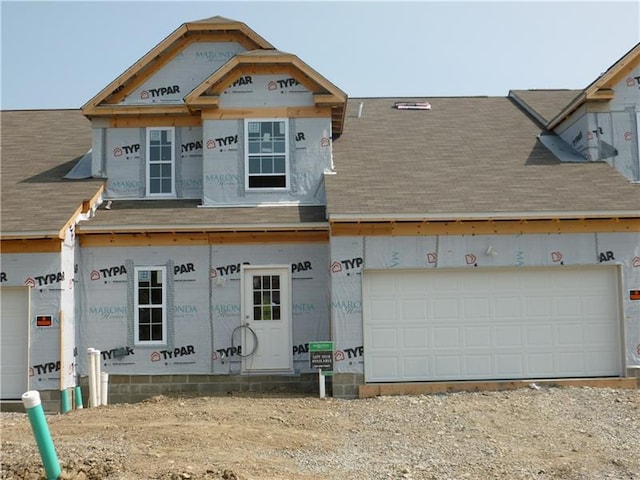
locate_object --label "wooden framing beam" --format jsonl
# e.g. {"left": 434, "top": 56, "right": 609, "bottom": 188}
{"left": 331, "top": 218, "right": 640, "bottom": 236}
{"left": 79, "top": 230, "right": 329, "bottom": 248}
{"left": 57, "top": 185, "right": 106, "bottom": 239}
{"left": 359, "top": 377, "right": 639, "bottom": 398}
{"left": 201, "top": 106, "right": 331, "bottom": 120}
{"left": 88, "top": 105, "right": 191, "bottom": 116}
{"left": 109, "top": 115, "right": 201, "bottom": 128}
{"left": 587, "top": 88, "right": 615, "bottom": 101}
{"left": 1, "top": 238, "right": 62, "bottom": 253}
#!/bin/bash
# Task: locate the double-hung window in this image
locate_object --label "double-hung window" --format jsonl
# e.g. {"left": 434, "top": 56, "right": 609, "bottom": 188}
{"left": 146, "top": 127, "right": 175, "bottom": 196}
{"left": 245, "top": 119, "right": 288, "bottom": 189}
{"left": 134, "top": 267, "right": 166, "bottom": 345}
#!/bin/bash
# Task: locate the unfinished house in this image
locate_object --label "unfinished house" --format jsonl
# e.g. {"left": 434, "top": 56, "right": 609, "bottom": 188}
{"left": 1, "top": 17, "right": 638, "bottom": 410}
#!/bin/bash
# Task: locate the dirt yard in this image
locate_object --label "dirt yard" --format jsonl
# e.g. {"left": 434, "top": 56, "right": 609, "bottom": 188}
{"left": 1, "top": 386, "right": 639, "bottom": 480}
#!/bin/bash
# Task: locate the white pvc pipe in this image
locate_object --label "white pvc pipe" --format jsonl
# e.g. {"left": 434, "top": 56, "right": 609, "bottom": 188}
{"left": 93, "top": 350, "right": 101, "bottom": 403}
{"left": 319, "top": 369, "right": 326, "bottom": 399}
{"left": 87, "top": 348, "right": 97, "bottom": 408}
{"left": 100, "top": 372, "right": 109, "bottom": 406}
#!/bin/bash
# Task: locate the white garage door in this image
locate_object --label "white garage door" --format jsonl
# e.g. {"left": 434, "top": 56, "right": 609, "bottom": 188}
{"left": 363, "top": 267, "right": 622, "bottom": 383}
{"left": 1, "top": 287, "right": 30, "bottom": 399}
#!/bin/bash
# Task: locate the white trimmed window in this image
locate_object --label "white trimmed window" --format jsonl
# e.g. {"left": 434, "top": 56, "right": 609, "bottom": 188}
{"left": 245, "top": 119, "right": 289, "bottom": 190}
{"left": 134, "top": 267, "right": 166, "bottom": 345}
{"left": 146, "top": 127, "right": 175, "bottom": 196}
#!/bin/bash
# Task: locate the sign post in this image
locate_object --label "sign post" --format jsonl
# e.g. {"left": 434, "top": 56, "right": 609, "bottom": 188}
{"left": 309, "top": 341, "right": 333, "bottom": 399}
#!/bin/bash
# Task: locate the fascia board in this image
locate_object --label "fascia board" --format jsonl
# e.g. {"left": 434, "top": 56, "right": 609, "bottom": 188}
{"left": 1, "top": 231, "right": 61, "bottom": 239}
{"left": 328, "top": 211, "right": 640, "bottom": 222}
{"left": 77, "top": 222, "right": 330, "bottom": 234}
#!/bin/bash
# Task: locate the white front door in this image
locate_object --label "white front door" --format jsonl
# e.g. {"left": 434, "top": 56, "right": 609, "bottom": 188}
{"left": 241, "top": 266, "right": 292, "bottom": 373}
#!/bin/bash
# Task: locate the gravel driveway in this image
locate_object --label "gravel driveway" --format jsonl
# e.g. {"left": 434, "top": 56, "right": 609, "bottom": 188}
{"left": 2, "top": 386, "right": 639, "bottom": 479}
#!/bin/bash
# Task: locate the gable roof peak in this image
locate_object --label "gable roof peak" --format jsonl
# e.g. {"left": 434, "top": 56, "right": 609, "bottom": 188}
{"left": 547, "top": 42, "right": 640, "bottom": 129}
{"left": 189, "top": 15, "right": 242, "bottom": 24}
{"left": 82, "top": 15, "right": 274, "bottom": 114}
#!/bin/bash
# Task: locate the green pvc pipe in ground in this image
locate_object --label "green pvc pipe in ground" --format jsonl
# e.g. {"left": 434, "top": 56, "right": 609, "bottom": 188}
{"left": 60, "top": 389, "right": 71, "bottom": 414}
{"left": 74, "top": 385, "right": 83, "bottom": 409}
{"left": 22, "top": 390, "right": 61, "bottom": 480}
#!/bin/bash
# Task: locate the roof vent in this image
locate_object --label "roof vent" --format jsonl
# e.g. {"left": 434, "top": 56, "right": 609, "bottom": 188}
{"left": 394, "top": 101, "right": 431, "bottom": 110}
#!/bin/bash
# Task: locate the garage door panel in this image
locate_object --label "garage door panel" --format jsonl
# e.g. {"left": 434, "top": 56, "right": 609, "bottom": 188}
{"left": 370, "top": 328, "right": 397, "bottom": 350}
{"left": 404, "top": 356, "right": 429, "bottom": 379}
{"left": 399, "top": 273, "right": 429, "bottom": 293}
{"left": 585, "top": 324, "right": 616, "bottom": 345}
{"left": 371, "top": 356, "right": 399, "bottom": 380}
{"left": 525, "top": 296, "right": 552, "bottom": 317}
{"left": 463, "top": 297, "right": 490, "bottom": 318}
{"left": 1, "top": 287, "right": 30, "bottom": 399}
{"left": 527, "top": 325, "right": 554, "bottom": 346}
{"left": 401, "top": 299, "right": 427, "bottom": 320}
{"left": 521, "top": 272, "right": 552, "bottom": 290}
{"left": 364, "top": 267, "right": 621, "bottom": 383}
{"left": 464, "top": 326, "right": 491, "bottom": 347}
{"left": 556, "top": 296, "right": 582, "bottom": 316}
{"left": 587, "top": 350, "right": 619, "bottom": 373}
{"left": 558, "top": 352, "right": 586, "bottom": 374}
{"left": 495, "top": 297, "right": 522, "bottom": 318}
{"left": 433, "top": 327, "right": 461, "bottom": 347}
{"left": 582, "top": 296, "right": 613, "bottom": 316}
{"left": 369, "top": 299, "right": 396, "bottom": 323}
{"left": 496, "top": 354, "right": 524, "bottom": 376}
{"left": 402, "top": 327, "right": 428, "bottom": 349}
{"left": 434, "top": 356, "right": 461, "bottom": 377}
{"left": 496, "top": 326, "right": 523, "bottom": 346}
{"left": 557, "top": 324, "right": 584, "bottom": 345}
{"left": 527, "top": 353, "right": 555, "bottom": 374}
{"left": 432, "top": 298, "right": 458, "bottom": 318}
{"left": 465, "top": 355, "right": 492, "bottom": 376}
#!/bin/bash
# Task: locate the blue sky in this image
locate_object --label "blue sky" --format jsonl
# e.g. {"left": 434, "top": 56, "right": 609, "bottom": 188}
{"left": 1, "top": 1, "right": 639, "bottom": 110}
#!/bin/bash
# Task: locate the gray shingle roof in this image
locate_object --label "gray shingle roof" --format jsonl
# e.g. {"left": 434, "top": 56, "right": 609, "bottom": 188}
{"left": 327, "top": 97, "right": 640, "bottom": 219}
{"left": 509, "top": 89, "right": 582, "bottom": 125}
{"left": 3, "top": 96, "right": 638, "bottom": 238}
{"left": 81, "top": 201, "right": 327, "bottom": 232}
{"left": 1, "top": 110, "right": 104, "bottom": 236}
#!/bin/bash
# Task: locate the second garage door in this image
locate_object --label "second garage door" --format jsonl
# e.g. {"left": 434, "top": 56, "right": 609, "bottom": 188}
{"left": 1, "top": 286, "right": 30, "bottom": 399}
{"left": 363, "top": 266, "right": 622, "bottom": 383}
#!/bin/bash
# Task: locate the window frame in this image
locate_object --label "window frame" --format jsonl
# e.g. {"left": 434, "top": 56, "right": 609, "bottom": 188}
{"left": 134, "top": 266, "right": 167, "bottom": 346}
{"left": 244, "top": 118, "right": 290, "bottom": 191}
{"left": 145, "top": 127, "right": 176, "bottom": 197}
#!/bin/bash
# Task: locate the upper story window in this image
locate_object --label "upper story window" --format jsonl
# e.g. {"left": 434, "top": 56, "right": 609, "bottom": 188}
{"left": 134, "top": 266, "right": 166, "bottom": 345}
{"left": 146, "top": 127, "right": 175, "bottom": 196}
{"left": 245, "top": 119, "right": 288, "bottom": 190}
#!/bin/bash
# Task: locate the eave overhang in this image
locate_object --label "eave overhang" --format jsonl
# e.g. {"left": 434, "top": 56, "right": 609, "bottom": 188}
{"left": 77, "top": 221, "right": 329, "bottom": 235}
{"left": 328, "top": 210, "right": 640, "bottom": 223}
{"left": 328, "top": 211, "right": 640, "bottom": 236}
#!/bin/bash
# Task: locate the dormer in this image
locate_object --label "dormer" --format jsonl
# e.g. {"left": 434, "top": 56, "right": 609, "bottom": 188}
{"left": 184, "top": 49, "right": 346, "bottom": 138}
{"left": 547, "top": 43, "right": 640, "bottom": 182}
{"left": 81, "top": 16, "right": 347, "bottom": 204}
